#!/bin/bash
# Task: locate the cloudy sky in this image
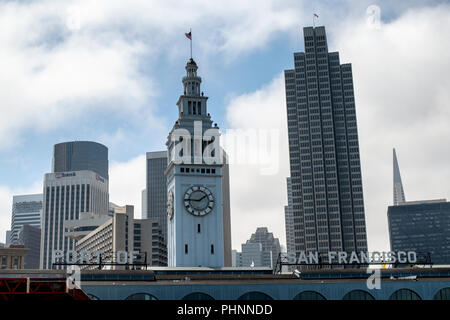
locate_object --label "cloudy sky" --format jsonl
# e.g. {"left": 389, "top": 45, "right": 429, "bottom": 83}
{"left": 0, "top": 0, "right": 449, "bottom": 252}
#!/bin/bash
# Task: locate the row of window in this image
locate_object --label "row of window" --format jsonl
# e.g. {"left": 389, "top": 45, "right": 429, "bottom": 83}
{"left": 180, "top": 167, "right": 216, "bottom": 174}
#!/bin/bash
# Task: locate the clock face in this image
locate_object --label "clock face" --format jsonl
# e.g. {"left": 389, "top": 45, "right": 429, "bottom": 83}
{"left": 184, "top": 186, "right": 214, "bottom": 216}
{"left": 167, "top": 189, "right": 174, "bottom": 220}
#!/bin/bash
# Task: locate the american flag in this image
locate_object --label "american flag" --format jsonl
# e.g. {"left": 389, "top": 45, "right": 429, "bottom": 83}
{"left": 185, "top": 31, "right": 192, "bottom": 40}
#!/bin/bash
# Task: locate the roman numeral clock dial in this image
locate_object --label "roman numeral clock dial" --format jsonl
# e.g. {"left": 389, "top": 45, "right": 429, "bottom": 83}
{"left": 184, "top": 186, "right": 214, "bottom": 216}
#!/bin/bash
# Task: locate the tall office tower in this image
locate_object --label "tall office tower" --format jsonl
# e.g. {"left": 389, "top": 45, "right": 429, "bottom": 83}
{"left": 52, "top": 141, "right": 109, "bottom": 179}
{"left": 166, "top": 58, "right": 232, "bottom": 267}
{"left": 10, "top": 194, "right": 42, "bottom": 244}
{"left": 284, "top": 26, "right": 368, "bottom": 262}
{"left": 388, "top": 199, "right": 450, "bottom": 265}
{"left": 146, "top": 151, "right": 168, "bottom": 240}
{"left": 235, "top": 243, "right": 273, "bottom": 268}
{"left": 40, "top": 141, "right": 109, "bottom": 269}
{"left": 18, "top": 225, "right": 41, "bottom": 269}
{"left": 284, "top": 178, "right": 295, "bottom": 254}
{"left": 393, "top": 148, "right": 406, "bottom": 205}
{"left": 246, "top": 227, "right": 280, "bottom": 269}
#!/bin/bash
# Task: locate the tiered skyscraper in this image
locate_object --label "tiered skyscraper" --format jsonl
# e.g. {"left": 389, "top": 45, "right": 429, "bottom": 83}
{"left": 284, "top": 26, "right": 368, "bottom": 261}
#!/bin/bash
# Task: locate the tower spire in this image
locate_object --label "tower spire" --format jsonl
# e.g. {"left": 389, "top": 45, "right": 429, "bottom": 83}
{"left": 393, "top": 148, "right": 406, "bottom": 205}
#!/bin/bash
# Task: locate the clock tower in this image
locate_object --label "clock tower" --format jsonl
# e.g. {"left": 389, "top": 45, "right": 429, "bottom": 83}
{"left": 165, "top": 58, "right": 229, "bottom": 267}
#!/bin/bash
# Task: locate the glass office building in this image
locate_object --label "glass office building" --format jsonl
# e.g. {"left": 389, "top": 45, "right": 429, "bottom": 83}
{"left": 52, "top": 141, "right": 109, "bottom": 179}
{"left": 283, "top": 26, "right": 368, "bottom": 261}
{"left": 388, "top": 200, "right": 450, "bottom": 265}
{"left": 10, "top": 194, "right": 42, "bottom": 245}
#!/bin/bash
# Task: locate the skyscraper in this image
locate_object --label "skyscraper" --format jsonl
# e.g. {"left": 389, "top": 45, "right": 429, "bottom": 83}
{"left": 145, "top": 151, "right": 168, "bottom": 242}
{"left": 246, "top": 227, "right": 280, "bottom": 269}
{"left": 284, "top": 26, "right": 368, "bottom": 262}
{"left": 17, "top": 224, "right": 41, "bottom": 269}
{"left": 52, "top": 141, "right": 109, "bottom": 179}
{"left": 40, "top": 141, "right": 109, "bottom": 269}
{"left": 393, "top": 148, "right": 406, "bottom": 205}
{"left": 10, "top": 194, "right": 42, "bottom": 245}
{"left": 284, "top": 178, "right": 295, "bottom": 254}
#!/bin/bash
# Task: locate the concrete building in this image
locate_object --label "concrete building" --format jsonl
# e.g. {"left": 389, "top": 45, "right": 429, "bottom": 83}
{"left": 247, "top": 227, "right": 280, "bottom": 269}
{"left": 0, "top": 245, "right": 29, "bottom": 269}
{"left": 9, "top": 194, "right": 42, "bottom": 244}
{"left": 17, "top": 224, "right": 41, "bottom": 269}
{"left": 284, "top": 178, "right": 295, "bottom": 254}
{"left": 165, "top": 58, "right": 231, "bottom": 267}
{"left": 75, "top": 205, "right": 167, "bottom": 269}
{"left": 388, "top": 199, "right": 450, "bottom": 265}
{"left": 283, "top": 26, "right": 368, "bottom": 263}
{"left": 235, "top": 243, "right": 273, "bottom": 268}
{"left": 52, "top": 141, "right": 109, "bottom": 180}
{"left": 145, "top": 151, "right": 168, "bottom": 241}
{"left": 41, "top": 141, "right": 110, "bottom": 270}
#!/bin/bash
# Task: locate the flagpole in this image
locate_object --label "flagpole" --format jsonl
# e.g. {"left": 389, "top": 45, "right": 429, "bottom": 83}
{"left": 190, "top": 28, "right": 192, "bottom": 59}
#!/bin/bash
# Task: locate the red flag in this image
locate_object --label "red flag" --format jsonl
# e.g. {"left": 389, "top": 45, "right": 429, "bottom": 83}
{"left": 185, "top": 31, "right": 192, "bottom": 40}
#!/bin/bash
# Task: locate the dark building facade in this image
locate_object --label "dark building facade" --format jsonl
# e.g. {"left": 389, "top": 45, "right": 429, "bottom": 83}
{"left": 388, "top": 200, "right": 450, "bottom": 265}
{"left": 18, "top": 225, "right": 41, "bottom": 269}
{"left": 283, "top": 26, "right": 368, "bottom": 262}
{"left": 52, "top": 141, "right": 109, "bottom": 179}
{"left": 145, "top": 151, "right": 168, "bottom": 244}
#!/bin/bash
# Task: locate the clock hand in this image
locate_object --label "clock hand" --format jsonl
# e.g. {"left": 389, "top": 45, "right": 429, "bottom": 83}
{"left": 190, "top": 195, "right": 208, "bottom": 202}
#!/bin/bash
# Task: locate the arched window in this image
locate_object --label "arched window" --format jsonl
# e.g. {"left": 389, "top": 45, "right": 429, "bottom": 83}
{"left": 238, "top": 292, "right": 273, "bottom": 300}
{"left": 87, "top": 293, "right": 100, "bottom": 300}
{"left": 434, "top": 287, "right": 450, "bottom": 300}
{"left": 182, "top": 292, "right": 215, "bottom": 300}
{"left": 293, "top": 291, "right": 326, "bottom": 300}
{"left": 389, "top": 289, "right": 421, "bottom": 300}
{"left": 125, "top": 293, "right": 158, "bottom": 300}
{"left": 342, "top": 290, "right": 375, "bottom": 300}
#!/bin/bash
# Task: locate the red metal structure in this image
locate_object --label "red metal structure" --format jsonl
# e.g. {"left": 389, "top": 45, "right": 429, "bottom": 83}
{"left": 0, "top": 278, "right": 91, "bottom": 300}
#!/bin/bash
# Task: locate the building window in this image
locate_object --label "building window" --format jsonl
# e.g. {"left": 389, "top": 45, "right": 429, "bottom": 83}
{"left": 185, "top": 244, "right": 188, "bottom": 254}
{"left": 211, "top": 244, "right": 214, "bottom": 254}
{"left": 197, "top": 224, "right": 201, "bottom": 233}
{"left": 342, "top": 290, "right": 374, "bottom": 300}
{"left": 389, "top": 289, "right": 421, "bottom": 300}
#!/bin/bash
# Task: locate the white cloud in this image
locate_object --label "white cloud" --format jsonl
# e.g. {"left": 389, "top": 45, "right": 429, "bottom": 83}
{"left": 109, "top": 154, "right": 146, "bottom": 219}
{"left": 333, "top": 4, "right": 450, "bottom": 251}
{"left": 224, "top": 74, "right": 289, "bottom": 250}
{"left": 0, "top": 0, "right": 315, "bottom": 150}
